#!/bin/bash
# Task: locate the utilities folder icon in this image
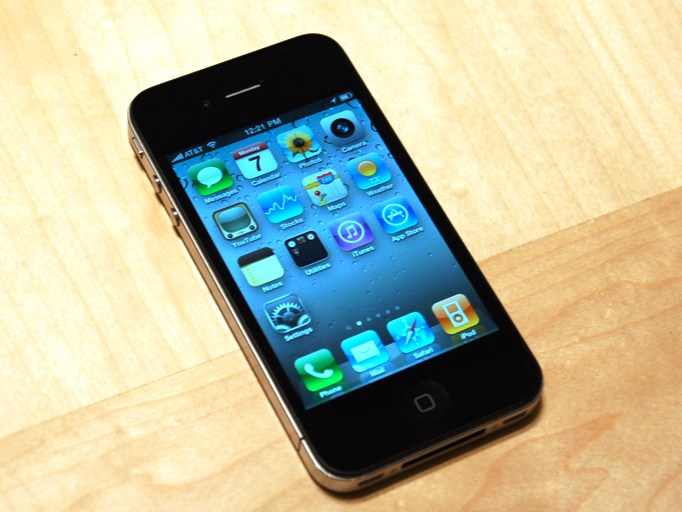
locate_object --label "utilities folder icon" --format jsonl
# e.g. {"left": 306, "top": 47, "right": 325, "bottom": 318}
{"left": 238, "top": 248, "right": 284, "bottom": 287}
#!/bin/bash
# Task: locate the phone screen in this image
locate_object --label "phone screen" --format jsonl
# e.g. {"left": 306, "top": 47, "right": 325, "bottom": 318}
{"left": 168, "top": 92, "right": 499, "bottom": 409}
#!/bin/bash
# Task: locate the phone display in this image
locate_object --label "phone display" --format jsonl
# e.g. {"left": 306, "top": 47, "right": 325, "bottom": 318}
{"left": 169, "top": 94, "right": 498, "bottom": 409}
{"left": 129, "top": 34, "right": 542, "bottom": 491}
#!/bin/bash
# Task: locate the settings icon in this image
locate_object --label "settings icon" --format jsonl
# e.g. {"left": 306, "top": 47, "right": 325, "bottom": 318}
{"left": 264, "top": 294, "right": 311, "bottom": 333}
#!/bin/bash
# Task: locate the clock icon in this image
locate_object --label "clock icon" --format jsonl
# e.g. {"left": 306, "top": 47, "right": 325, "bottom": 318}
{"left": 386, "top": 312, "right": 435, "bottom": 354}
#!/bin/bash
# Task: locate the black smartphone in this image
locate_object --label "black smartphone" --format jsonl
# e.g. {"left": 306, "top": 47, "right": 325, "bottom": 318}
{"left": 128, "top": 34, "right": 542, "bottom": 492}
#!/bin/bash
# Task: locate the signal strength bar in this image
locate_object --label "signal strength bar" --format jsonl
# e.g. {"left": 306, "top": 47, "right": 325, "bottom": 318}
{"left": 171, "top": 153, "right": 184, "bottom": 163}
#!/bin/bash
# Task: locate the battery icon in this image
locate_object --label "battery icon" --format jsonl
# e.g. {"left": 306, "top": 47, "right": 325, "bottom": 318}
{"left": 338, "top": 92, "right": 354, "bottom": 102}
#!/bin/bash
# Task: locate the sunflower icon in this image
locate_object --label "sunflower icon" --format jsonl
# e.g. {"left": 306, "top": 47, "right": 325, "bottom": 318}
{"left": 286, "top": 131, "right": 313, "bottom": 154}
{"left": 278, "top": 126, "right": 322, "bottom": 162}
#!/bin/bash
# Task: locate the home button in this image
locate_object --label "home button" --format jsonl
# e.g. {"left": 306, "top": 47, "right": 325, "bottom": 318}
{"left": 405, "top": 381, "right": 451, "bottom": 423}
{"left": 414, "top": 393, "right": 437, "bottom": 413}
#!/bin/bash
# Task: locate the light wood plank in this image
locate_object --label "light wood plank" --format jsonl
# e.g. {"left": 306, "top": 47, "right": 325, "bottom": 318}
{"left": 1, "top": 188, "right": 679, "bottom": 511}
{"left": 1, "top": 0, "right": 681, "bottom": 438}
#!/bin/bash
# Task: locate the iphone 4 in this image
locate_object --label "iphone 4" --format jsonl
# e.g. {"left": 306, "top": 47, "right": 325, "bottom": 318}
{"left": 128, "top": 34, "right": 542, "bottom": 492}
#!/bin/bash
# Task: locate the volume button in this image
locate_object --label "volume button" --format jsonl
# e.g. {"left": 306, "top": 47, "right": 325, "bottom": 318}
{"left": 169, "top": 207, "right": 181, "bottom": 227}
{"left": 150, "top": 174, "right": 163, "bottom": 194}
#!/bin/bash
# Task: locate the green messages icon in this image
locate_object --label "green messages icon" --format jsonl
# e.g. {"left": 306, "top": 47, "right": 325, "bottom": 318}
{"left": 188, "top": 158, "right": 233, "bottom": 196}
{"left": 295, "top": 349, "right": 344, "bottom": 392}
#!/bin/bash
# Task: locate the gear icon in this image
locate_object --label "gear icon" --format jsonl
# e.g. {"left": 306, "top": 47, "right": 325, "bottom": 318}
{"left": 264, "top": 295, "right": 311, "bottom": 333}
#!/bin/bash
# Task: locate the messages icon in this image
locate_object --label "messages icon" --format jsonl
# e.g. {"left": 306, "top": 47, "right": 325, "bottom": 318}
{"left": 187, "top": 158, "right": 233, "bottom": 196}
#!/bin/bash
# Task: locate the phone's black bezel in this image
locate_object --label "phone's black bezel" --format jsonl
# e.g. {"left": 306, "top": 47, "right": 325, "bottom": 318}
{"left": 129, "top": 34, "right": 542, "bottom": 478}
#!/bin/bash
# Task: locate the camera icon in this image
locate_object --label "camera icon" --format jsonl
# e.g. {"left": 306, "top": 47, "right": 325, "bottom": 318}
{"left": 320, "top": 110, "right": 365, "bottom": 145}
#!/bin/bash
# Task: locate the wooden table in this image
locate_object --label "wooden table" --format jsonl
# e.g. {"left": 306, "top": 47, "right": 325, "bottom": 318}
{"left": 1, "top": 1, "right": 680, "bottom": 510}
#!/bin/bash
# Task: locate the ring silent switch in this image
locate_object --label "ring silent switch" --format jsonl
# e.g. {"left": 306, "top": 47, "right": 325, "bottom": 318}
{"left": 404, "top": 381, "right": 451, "bottom": 423}
{"left": 131, "top": 136, "right": 145, "bottom": 158}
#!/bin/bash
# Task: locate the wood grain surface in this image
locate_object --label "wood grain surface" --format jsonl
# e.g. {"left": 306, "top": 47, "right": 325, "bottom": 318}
{"left": 1, "top": 0, "right": 681, "bottom": 509}
{"left": 2, "top": 186, "right": 680, "bottom": 511}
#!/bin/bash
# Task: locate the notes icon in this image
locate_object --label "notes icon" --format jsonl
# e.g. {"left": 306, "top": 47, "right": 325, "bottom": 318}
{"left": 238, "top": 248, "right": 285, "bottom": 287}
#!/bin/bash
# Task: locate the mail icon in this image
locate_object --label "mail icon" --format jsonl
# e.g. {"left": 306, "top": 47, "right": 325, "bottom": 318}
{"left": 341, "top": 330, "right": 390, "bottom": 373}
{"left": 350, "top": 340, "right": 380, "bottom": 363}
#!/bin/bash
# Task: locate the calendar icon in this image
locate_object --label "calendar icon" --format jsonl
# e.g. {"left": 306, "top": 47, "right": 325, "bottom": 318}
{"left": 232, "top": 142, "right": 278, "bottom": 179}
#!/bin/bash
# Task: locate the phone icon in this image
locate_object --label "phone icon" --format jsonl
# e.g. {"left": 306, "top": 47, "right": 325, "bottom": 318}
{"left": 295, "top": 349, "right": 344, "bottom": 392}
{"left": 304, "top": 365, "right": 334, "bottom": 379}
{"left": 432, "top": 294, "right": 480, "bottom": 334}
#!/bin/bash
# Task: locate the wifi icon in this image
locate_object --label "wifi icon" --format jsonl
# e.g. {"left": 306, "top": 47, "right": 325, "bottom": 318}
{"left": 206, "top": 141, "right": 217, "bottom": 149}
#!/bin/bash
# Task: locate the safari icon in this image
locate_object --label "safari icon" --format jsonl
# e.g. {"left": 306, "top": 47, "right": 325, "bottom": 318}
{"left": 187, "top": 158, "right": 234, "bottom": 196}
